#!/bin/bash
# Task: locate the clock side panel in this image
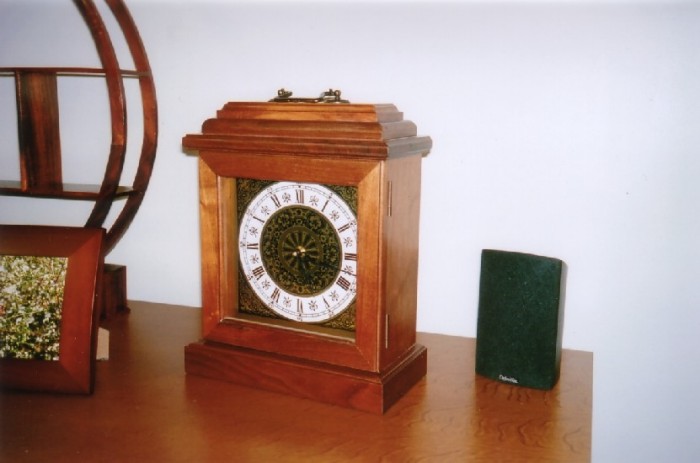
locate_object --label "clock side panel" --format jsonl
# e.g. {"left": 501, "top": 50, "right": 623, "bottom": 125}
{"left": 198, "top": 157, "right": 236, "bottom": 335}
{"left": 350, "top": 162, "right": 385, "bottom": 371}
{"left": 380, "top": 154, "right": 424, "bottom": 370}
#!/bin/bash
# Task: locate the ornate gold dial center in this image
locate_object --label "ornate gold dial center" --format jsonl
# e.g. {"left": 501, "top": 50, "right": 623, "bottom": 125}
{"left": 292, "top": 246, "right": 307, "bottom": 258}
{"left": 262, "top": 207, "right": 341, "bottom": 297}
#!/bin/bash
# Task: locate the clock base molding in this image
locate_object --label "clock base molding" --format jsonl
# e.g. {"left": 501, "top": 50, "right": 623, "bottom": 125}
{"left": 184, "top": 341, "right": 427, "bottom": 414}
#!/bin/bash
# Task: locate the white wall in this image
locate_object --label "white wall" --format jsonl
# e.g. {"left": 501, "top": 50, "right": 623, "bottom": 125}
{"left": 1, "top": 0, "right": 699, "bottom": 461}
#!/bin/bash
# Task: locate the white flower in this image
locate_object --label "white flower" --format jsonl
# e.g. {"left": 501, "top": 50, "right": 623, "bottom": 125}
{"left": 2, "top": 284, "right": 17, "bottom": 294}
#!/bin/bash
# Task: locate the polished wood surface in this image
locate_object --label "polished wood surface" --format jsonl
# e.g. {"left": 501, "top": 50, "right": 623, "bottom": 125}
{"left": 16, "top": 71, "right": 63, "bottom": 192}
{"left": 1, "top": 301, "right": 592, "bottom": 462}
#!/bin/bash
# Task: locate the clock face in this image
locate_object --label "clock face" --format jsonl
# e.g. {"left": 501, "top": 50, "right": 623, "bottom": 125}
{"left": 238, "top": 181, "right": 358, "bottom": 323}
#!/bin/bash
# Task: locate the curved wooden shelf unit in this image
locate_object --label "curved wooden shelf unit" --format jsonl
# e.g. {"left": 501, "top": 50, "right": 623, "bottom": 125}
{"left": 0, "top": 0, "right": 158, "bottom": 254}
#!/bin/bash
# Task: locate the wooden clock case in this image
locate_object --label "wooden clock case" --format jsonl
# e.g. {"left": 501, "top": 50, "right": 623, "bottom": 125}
{"left": 182, "top": 99, "right": 431, "bottom": 413}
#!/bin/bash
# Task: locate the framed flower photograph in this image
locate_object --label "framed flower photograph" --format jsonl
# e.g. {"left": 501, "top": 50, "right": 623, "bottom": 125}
{"left": 0, "top": 225, "right": 104, "bottom": 394}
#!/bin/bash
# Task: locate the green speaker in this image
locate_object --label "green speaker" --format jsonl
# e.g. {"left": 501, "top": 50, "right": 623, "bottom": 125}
{"left": 475, "top": 249, "right": 566, "bottom": 390}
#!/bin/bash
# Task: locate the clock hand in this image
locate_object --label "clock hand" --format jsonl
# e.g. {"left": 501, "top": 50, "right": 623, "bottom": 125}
{"left": 309, "top": 256, "right": 355, "bottom": 277}
{"left": 292, "top": 245, "right": 355, "bottom": 278}
{"left": 292, "top": 247, "right": 313, "bottom": 283}
{"left": 299, "top": 257, "right": 312, "bottom": 283}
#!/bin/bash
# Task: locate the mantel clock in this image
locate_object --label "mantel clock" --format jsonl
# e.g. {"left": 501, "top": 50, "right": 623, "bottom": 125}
{"left": 182, "top": 89, "right": 432, "bottom": 413}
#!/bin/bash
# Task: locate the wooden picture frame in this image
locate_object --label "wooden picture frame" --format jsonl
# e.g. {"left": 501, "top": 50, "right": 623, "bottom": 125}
{"left": 0, "top": 225, "right": 104, "bottom": 394}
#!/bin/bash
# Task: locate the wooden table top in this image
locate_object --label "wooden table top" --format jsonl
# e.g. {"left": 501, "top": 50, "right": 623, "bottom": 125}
{"left": 1, "top": 301, "right": 592, "bottom": 462}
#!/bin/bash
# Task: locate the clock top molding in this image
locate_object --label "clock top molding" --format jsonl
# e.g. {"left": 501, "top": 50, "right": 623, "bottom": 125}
{"left": 182, "top": 100, "right": 432, "bottom": 161}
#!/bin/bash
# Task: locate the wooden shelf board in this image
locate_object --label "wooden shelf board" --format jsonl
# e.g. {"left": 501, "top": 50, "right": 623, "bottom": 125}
{"left": 0, "top": 66, "right": 150, "bottom": 78}
{"left": 0, "top": 180, "right": 135, "bottom": 200}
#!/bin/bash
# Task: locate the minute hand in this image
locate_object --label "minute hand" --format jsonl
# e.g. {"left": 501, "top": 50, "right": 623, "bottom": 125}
{"left": 310, "top": 258, "right": 355, "bottom": 276}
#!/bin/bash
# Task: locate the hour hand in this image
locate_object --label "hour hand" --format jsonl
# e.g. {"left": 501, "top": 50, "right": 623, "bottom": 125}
{"left": 292, "top": 248, "right": 312, "bottom": 283}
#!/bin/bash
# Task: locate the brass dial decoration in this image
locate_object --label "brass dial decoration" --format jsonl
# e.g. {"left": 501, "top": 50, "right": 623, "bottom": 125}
{"left": 263, "top": 207, "right": 341, "bottom": 295}
{"left": 239, "top": 181, "right": 357, "bottom": 324}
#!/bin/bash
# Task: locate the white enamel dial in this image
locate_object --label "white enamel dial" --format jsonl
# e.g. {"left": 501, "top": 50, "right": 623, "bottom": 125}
{"left": 238, "top": 182, "right": 358, "bottom": 323}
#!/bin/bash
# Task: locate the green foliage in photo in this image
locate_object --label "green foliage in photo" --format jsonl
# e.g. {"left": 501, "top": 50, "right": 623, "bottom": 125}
{"left": 0, "top": 256, "right": 68, "bottom": 360}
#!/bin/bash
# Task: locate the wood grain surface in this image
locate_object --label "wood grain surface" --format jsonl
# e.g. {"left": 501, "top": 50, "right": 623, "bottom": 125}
{"left": 0, "top": 301, "right": 591, "bottom": 462}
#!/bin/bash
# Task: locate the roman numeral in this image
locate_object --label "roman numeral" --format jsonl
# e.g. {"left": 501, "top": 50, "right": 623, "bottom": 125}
{"left": 270, "top": 287, "right": 280, "bottom": 303}
{"left": 297, "top": 299, "right": 304, "bottom": 314}
{"left": 336, "top": 276, "right": 351, "bottom": 291}
{"left": 252, "top": 266, "right": 265, "bottom": 280}
{"left": 271, "top": 194, "right": 281, "bottom": 208}
{"left": 337, "top": 223, "right": 352, "bottom": 233}
{"left": 246, "top": 243, "right": 259, "bottom": 250}
{"left": 296, "top": 189, "right": 304, "bottom": 204}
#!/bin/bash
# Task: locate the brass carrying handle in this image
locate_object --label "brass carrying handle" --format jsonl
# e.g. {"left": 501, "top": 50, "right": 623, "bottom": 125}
{"left": 269, "top": 88, "right": 349, "bottom": 103}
